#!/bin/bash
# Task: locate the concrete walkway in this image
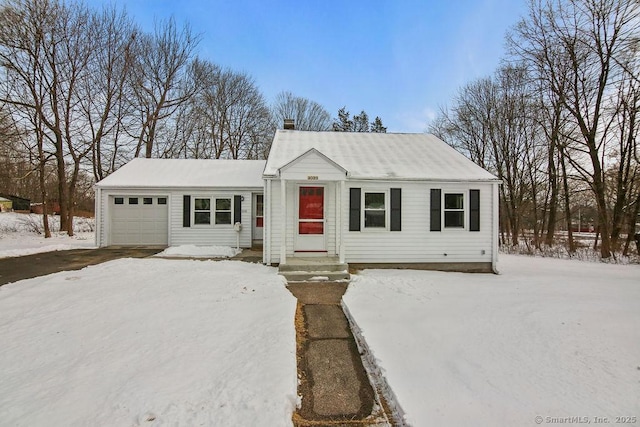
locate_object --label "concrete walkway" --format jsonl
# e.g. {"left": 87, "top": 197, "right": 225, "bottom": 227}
{"left": 288, "top": 282, "right": 389, "bottom": 426}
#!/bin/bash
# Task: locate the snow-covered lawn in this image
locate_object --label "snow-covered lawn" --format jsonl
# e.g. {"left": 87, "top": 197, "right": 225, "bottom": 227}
{"left": 2, "top": 206, "right": 638, "bottom": 427}
{"left": 0, "top": 259, "right": 297, "bottom": 426}
{"left": 344, "top": 255, "right": 640, "bottom": 426}
{"left": 0, "top": 212, "right": 95, "bottom": 258}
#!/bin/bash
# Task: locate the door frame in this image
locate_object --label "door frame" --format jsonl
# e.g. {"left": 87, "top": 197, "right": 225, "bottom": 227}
{"left": 294, "top": 184, "right": 327, "bottom": 252}
{"left": 252, "top": 192, "right": 264, "bottom": 242}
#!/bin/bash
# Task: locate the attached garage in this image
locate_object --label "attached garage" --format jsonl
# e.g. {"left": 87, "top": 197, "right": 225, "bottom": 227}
{"left": 109, "top": 196, "right": 168, "bottom": 246}
{"left": 94, "top": 158, "right": 266, "bottom": 248}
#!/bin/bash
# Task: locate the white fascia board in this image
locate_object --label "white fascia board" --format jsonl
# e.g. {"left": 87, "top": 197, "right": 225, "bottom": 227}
{"left": 277, "top": 148, "right": 348, "bottom": 175}
{"left": 98, "top": 186, "right": 264, "bottom": 192}
{"left": 345, "top": 176, "right": 502, "bottom": 183}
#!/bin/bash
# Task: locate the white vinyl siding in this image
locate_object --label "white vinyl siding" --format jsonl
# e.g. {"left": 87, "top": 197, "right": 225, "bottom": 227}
{"left": 98, "top": 187, "right": 259, "bottom": 248}
{"left": 265, "top": 179, "right": 496, "bottom": 265}
{"left": 170, "top": 190, "right": 253, "bottom": 247}
{"left": 342, "top": 181, "right": 495, "bottom": 263}
{"left": 279, "top": 150, "right": 346, "bottom": 181}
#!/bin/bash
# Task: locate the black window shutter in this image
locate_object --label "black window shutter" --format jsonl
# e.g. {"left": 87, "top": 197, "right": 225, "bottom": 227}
{"left": 183, "top": 195, "right": 191, "bottom": 227}
{"left": 470, "top": 189, "right": 480, "bottom": 231}
{"left": 390, "top": 188, "right": 401, "bottom": 231}
{"left": 234, "top": 195, "right": 242, "bottom": 223}
{"left": 349, "top": 188, "right": 361, "bottom": 231}
{"left": 430, "top": 189, "right": 441, "bottom": 231}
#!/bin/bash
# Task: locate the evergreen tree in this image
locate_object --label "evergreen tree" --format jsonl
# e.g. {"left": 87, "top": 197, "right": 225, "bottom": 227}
{"left": 370, "top": 116, "right": 387, "bottom": 133}
{"left": 353, "top": 111, "right": 369, "bottom": 132}
{"left": 332, "top": 107, "right": 385, "bottom": 132}
{"left": 332, "top": 107, "right": 353, "bottom": 131}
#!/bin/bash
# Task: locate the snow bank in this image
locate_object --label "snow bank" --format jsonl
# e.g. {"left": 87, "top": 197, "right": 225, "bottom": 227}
{"left": 0, "top": 212, "right": 95, "bottom": 258}
{"left": 0, "top": 259, "right": 297, "bottom": 426}
{"left": 155, "top": 245, "right": 241, "bottom": 258}
{"left": 344, "top": 255, "right": 640, "bottom": 426}
{"left": 0, "top": 212, "right": 94, "bottom": 233}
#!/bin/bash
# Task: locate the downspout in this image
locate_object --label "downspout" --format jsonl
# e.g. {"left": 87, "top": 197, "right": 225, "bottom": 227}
{"left": 339, "top": 179, "right": 346, "bottom": 264}
{"left": 280, "top": 177, "right": 287, "bottom": 265}
{"left": 264, "top": 179, "right": 270, "bottom": 265}
{"left": 94, "top": 186, "right": 101, "bottom": 247}
{"left": 492, "top": 182, "right": 500, "bottom": 274}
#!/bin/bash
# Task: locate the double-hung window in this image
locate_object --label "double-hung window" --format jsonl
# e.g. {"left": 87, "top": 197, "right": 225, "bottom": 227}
{"left": 444, "top": 193, "right": 464, "bottom": 228}
{"left": 364, "top": 192, "right": 386, "bottom": 228}
{"left": 215, "top": 198, "right": 232, "bottom": 225}
{"left": 194, "top": 198, "right": 211, "bottom": 225}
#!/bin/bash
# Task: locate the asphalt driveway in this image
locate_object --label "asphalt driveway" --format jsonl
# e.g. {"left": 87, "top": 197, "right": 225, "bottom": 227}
{"left": 0, "top": 247, "right": 163, "bottom": 286}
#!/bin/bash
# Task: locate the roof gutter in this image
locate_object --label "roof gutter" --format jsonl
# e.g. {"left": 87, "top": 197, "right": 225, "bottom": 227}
{"left": 346, "top": 176, "right": 502, "bottom": 183}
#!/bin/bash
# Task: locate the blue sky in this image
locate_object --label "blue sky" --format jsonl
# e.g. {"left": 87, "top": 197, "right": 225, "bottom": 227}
{"left": 86, "top": 0, "right": 529, "bottom": 132}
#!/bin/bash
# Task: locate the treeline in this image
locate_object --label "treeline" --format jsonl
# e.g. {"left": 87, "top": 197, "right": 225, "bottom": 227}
{"left": 0, "top": 0, "right": 385, "bottom": 236}
{"left": 431, "top": 0, "right": 639, "bottom": 258}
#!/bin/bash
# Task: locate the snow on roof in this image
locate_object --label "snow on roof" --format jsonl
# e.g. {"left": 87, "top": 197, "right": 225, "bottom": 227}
{"left": 96, "top": 158, "right": 266, "bottom": 189}
{"left": 264, "top": 130, "right": 499, "bottom": 181}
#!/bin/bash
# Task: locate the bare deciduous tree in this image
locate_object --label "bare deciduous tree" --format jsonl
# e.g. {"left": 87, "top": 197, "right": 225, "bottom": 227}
{"left": 83, "top": 6, "right": 139, "bottom": 181}
{"left": 0, "top": 0, "right": 95, "bottom": 235}
{"left": 510, "top": 0, "right": 640, "bottom": 258}
{"left": 271, "top": 91, "right": 332, "bottom": 131}
{"left": 129, "top": 17, "right": 200, "bottom": 159}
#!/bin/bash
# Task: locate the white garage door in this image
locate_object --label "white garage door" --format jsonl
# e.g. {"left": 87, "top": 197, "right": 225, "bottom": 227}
{"left": 110, "top": 196, "right": 168, "bottom": 246}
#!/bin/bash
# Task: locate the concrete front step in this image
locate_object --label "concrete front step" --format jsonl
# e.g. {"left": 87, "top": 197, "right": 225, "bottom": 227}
{"left": 280, "top": 270, "right": 350, "bottom": 282}
{"left": 278, "top": 256, "right": 350, "bottom": 282}
{"left": 278, "top": 261, "right": 349, "bottom": 272}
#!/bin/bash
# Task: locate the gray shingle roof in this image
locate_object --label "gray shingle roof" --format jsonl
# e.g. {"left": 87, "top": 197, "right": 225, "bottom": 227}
{"left": 264, "top": 130, "right": 498, "bottom": 181}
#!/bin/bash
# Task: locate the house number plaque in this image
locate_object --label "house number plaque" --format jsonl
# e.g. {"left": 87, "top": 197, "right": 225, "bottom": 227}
{"left": 307, "top": 175, "right": 318, "bottom": 180}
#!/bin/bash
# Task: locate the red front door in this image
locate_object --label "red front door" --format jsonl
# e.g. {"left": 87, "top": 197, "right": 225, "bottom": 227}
{"left": 296, "top": 186, "right": 326, "bottom": 251}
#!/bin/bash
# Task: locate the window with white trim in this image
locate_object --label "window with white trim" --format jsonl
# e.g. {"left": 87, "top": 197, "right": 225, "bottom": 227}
{"left": 215, "top": 198, "right": 232, "bottom": 225}
{"left": 364, "top": 192, "right": 386, "bottom": 228}
{"left": 444, "top": 193, "right": 464, "bottom": 228}
{"left": 194, "top": 198, "right": 211, "bottom": 225}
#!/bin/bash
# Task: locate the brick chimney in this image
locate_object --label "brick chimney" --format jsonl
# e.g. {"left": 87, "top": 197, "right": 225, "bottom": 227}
{"left": 283, "top": 119, "right": 295, "bottom": 130}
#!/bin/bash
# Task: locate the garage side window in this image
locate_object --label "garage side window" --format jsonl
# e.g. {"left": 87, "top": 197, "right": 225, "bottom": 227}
{"left": 215, "top": 198, "right": 232, "bottom": 225}
{"left": 194, "top": 198, "right": 211, "bottom": 225}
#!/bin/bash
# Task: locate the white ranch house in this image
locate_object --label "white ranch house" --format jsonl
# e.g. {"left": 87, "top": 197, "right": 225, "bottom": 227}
{"left": 96, "top": 130, "right": 500, "bottom": 272}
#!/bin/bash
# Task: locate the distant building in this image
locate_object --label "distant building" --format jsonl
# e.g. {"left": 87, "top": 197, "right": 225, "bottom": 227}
{"left": 0, "top": 194, "right": 30, "bottom": 212}
{"left": 30, "top": 201, "right": 61, "bottom": 215}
